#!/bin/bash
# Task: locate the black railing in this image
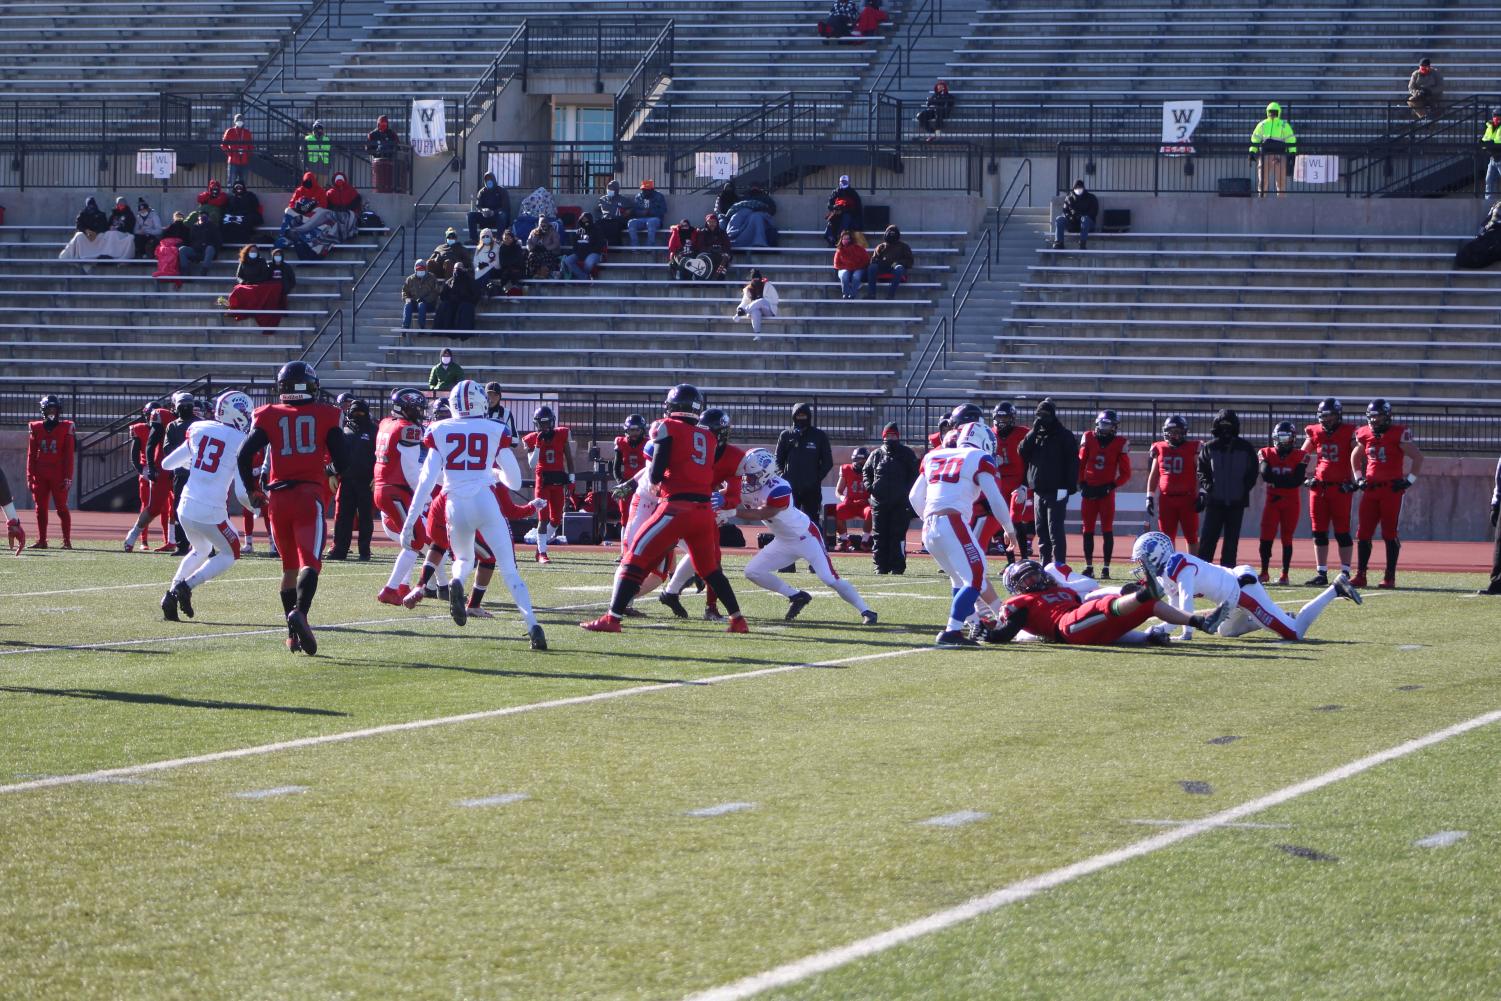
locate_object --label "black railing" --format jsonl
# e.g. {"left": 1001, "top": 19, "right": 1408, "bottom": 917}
{"left": 72, "top": 375, "right": 215, "bottom": 504}
{"left": 867, "top": 0, "right": 943, "bottom": 103}
{"left": 905, "top": 224, "right": 992, "bottom": 397}
{"left": 614, "top": 20, "right": 676, "bottom": 141}
{"left": 240, "top": 0, "right": 344, "bottom": 104}
{"left": 351, "top": 226, "right": 408, "bottom": 342}
{"left": 300, "top": 308, "right": 345, "bottom": 369}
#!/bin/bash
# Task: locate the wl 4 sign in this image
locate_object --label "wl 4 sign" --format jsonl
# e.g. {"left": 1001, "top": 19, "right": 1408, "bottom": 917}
{"left": 1160, "top": 100, "right": 1203, "bottom": 156}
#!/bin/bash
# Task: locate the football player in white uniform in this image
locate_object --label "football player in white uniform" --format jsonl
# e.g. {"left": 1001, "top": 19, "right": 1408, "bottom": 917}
{"left": 401, "top": 380, "right": 546, "bottom": 650}
{"left": 157, "top": 391, "right": 256, "bottom": 621}
{"left": 1132, "top": 530, "right": 1361, "bottom": 641}
{"left": 734, "top": 448, "right": 877, "bottom": 624}
{"left": 907, "top": 421, "right": 1017, "bottom": 646}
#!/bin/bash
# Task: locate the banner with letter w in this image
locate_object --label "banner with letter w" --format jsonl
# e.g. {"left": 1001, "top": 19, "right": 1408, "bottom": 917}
{"left": 410, "top": 100, "right": 449, "bottom": 158}
{"left": 1160, "top": 100, "right": 1203, "bottom": 155}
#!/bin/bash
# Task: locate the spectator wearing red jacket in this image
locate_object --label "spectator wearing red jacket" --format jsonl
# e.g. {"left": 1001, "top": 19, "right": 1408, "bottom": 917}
{"left": 195, "top": 179, "right": 229, "bottom": 222}
{"left": 221, "top": 113, "right": 254, "bottom": 185}
{"left": 325, "top": 171, "right": 363, "bottom": 216}
{"left": 832, "top": 229, "right": 870, "bottom": 298}
{"left": 279, "top": 172, "right": 330, "bottom": 238}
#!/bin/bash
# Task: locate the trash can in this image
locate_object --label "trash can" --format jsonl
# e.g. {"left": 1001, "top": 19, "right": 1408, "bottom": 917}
{"left": 372, "top": 158, "right": 395, "bottom": 194}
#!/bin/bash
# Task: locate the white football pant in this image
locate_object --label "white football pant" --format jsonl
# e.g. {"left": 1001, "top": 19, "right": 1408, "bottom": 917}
{"left": 173, "top": 516, "right": 241, "bottom": 591}
{"left": 446, "top": 494, "right": 536, "bottom": 628}
{"left": 743, "top": 533, "right": 870, "bottom": 615}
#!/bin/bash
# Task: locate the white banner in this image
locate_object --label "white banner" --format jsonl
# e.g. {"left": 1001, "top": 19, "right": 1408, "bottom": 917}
{"left": 694, "top": 151, "right": 739, "bottom": 180}
{"left": 486, "top": 152, "right": 522, "bottom": 188}
{"left": 1294, "top": 155, "right": 1340, "bottom": 183}
{"left": 410, "top": 100, "right": 448, "bottom": 158}
{"left": 1159, "top": 100, "right": 1203, "bottom": 155}
{"left": 135, "top": 149, "right": 177, "bottom": 179}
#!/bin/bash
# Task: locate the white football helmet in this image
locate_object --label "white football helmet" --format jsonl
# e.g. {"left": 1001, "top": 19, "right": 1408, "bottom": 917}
{"left": 213, "top": 390, "right": 254, "bottom": 432}
{"left": 1132, "top": 531, "right": 1176, "bottom": 575}
{"left": 448, "top": 379, "right": 486, "bottom": 419}
{"left": 738, "top": 448, "right": 777, "bottom": 493}
{"left": 952, "top": 421, "right": 996, "bottom": 453}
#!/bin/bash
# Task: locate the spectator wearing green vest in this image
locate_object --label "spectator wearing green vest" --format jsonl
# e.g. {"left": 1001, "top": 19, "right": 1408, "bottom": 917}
{"left": 1249, "top": 102, "right": 1297, "bottom": 198}
{"left": 1483, "top": 107, "right": 1501, "bottom": 200}
{"left": 304, "top": 120, "right": 331, "bottom": 180}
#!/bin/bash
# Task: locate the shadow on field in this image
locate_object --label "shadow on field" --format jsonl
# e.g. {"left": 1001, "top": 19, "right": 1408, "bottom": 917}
{"left": 0, "top": 685, "right": 349, "bottom": 716}
{"left": 329, "top": 656, "right": 703, "bottom": 686}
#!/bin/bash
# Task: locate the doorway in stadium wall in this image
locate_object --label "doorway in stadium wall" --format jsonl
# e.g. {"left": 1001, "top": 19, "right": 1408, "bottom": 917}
{"left": 552, "top": 105, "right": 614, "bottom": 196}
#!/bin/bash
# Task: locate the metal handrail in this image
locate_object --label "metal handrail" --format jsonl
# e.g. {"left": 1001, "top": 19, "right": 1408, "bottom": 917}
{"left": 904, "top": 225, "right": 991, "bottom": 398}
{"left": 412, "top": 177, "right": 460, "bottom": 258}
{"left": 74, "top": 374, "right": 215, "bottom": 504}
{"left": 951, "top": 226, "right": 992, "bottom": 324}
{"left": 867, "top": 0, "right": 943, "bottom": 99}
{"left": 301, "top": 308, "right": 345, "bottom": 369}
{"left": 993, "top": 157, "right": 1032, "bottom": 262}
{"left": 350, "top": 225, "right": 407, "bottom": 341}
{"left": 904, "top": 316, "right": 948, "bottom": 399}
{"left": 240, "top": 0, "right": 342, "bottom": 104}
{"left": 613, "top": 19, "right": 675, "bottom": 140}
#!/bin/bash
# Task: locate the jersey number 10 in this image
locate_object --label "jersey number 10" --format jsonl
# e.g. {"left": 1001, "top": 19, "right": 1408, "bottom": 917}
{"left": 276, "top": 415, "right": 319, "bottom": 456}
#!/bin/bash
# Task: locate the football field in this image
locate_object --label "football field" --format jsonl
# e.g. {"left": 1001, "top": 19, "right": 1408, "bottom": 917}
{"left": 1, "top": 544, "right": 1497, "bottom": 1000}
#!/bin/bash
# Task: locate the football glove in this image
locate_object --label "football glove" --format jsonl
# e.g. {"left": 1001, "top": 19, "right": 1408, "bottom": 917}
{"left": 7, "top": 518, "right": 24, "bottom": 556}
{"left": 248, "top": 489, "right": 267, "bottom": 510}
{"left": 530, "top": 497, "right": 548, "bottom": 511}
{"left": 1492, "top": 502, "right": 1499, "bottom": 528}
{"left": 1145, "top": 496, "right": 1156, "bottom": 517}
{"left": 710, "top": 491, "right": 724, "bottom": 511}
{"left": 1393, "top": 476, "right": 1413, "bottom": 493}
{"left": 1056, "top": 488, "right": 1069, "bottom": 503}
{"left": 610, "top": 480, "right": 635, "bottom": 499}
{"left": 1194, "top": 492, "right": 1207, "bottom": 513}
{"left": 1338, "top": 480, "right": 1359, "bottom": 494}
{"left": 1354, "top": 477, "right": 1368, "bottom": 491}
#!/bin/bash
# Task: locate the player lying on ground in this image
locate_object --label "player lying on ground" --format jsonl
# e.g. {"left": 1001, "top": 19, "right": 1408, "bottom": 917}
{"left": 974, "top": 558, "right": 1232, "bottom": 646}
{"left": 1132, "top": 530, "right": 1361, "bottom": 641}
{"left": 158, "top": 392, "right": 258, "bottom": 621}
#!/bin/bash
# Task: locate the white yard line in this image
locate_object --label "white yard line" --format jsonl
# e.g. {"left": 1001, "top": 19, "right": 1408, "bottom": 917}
{"left": 0, "top": 646, "right": 933, "bottom": 795}
{"left": 683, "top": 707, "right": 1501, "bottom": 1001}
{"left": 0, "top": 613, "right": 449, "bottom": 658}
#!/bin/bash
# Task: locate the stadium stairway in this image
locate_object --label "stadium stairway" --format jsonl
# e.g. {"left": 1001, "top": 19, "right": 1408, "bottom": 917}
{"left": 348, "top": 214, "right": 970, "bottom": 397}
{"left": 981, "top": 231, "right": 1501, "bottom": 407}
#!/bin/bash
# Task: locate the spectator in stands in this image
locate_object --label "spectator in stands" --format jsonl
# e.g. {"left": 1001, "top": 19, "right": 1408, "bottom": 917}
{"left": 714, "top": 178, "right": 739, "bottom": 218}
{"left": 220, "top": 181, "right": 263, "bottom": 245}
{"left": 1195, "top": 409, "right": 1259, "bottom": 567}
{"left": 865, "top": 421, "right": 918, "bottom": 574}
{"left": 61, "top": 199, "right": 132, "bottom": 263}
{"left": 280, "top": 172, "right": 328, "bottom": 237}
{"left": 134, "top": 197, "right": 164, "bottom": 258}
{"left": 596, "top": 179, "right": 632, "bottom": 245}
{"left": 561, "top": 212, "right": 605, "bottom": 280}
{"left": 817, "top": 0, "right": 858, "bottom": 40}
{"left": 525, "top": 218, "right": 561, "bottom": 278}
{"left": 366, "top": 115, "right": 398, "bottom": 157}
{"left": 627, "top": 179, "right": 667, "bottom": 246}
{"left": 303, "top": 120, "right": 331, "bottom": 180}
{"left": 427, "top": 226, "right": 473, "bottom": 281}
{"left": 437, "top": 263, "right": 480, "bottom": 335}
{"left": 694, "top": 213, "right": 733, "bottom": 278}
{"left": 1484, "top": 108, "right": 1501, "bottom": 200}
{"left": 916, "top": 80, "right": 954, "bottom": 141}
{"left": 325, "top": 172, "right": 363, "bottom": 222}
{"left": 222, "top": 243, "right": 295, "bottom": 329}
{"left": 833, "top": 229, "right": 870, "bottom": 299}
{"left": 402, "top": 258, "right": 439, "bottom": 330}
{"left": 1249, "top": 102, "right": 1297, "bottom": 197}
{"left": 196, "top": 180, "right": 229, "bottom": 222}
{"left": 108, "top": 197, "right": 135, "bottom": 234}
{"left": 1408, "top": 58, "right": 1444, "bottom": 121}
{"left": 497, "top": 228, "right": 526, "bottom": 294}
{"left": 468, "top": 171, "right": 511, "bottom": 244}
{"left": 852, "top": 0, "right": 889, "bottom": 37}
{"left": 178, "top": 210, "right": 222, "bottom": 276}
{"left": 865, "top": 225, "right": 913, "bottom": 298}
{"left": 1019, "top": 397, "right": 1079, "bottom": 567}
{"left": 221, "top": 113, "right": 254, "bottom": 185}
{"left": 724, "top": 185, "right": 778, "bottom": 248}
{"left": 1051, "top": 179, "right": 1098, "bottom": 250}
{"left": 734, "top": 268, "right": 779, "bottom": 338}
{"left": 823, "top": 175, "right": 863, "bottom": 246}
{"left": 517, "top": 186, "right": 559, "bottom": 228}
{"left": 472, "top": 228, "right": 502, "bottom": 295}
{"left": 75, "top": 197, "right": 107, "bottom": 237}
{"left": 153, "top": 218, "right": 186, "bottom": 287}
{"left": 429, "top": 349, "right": 464, "bottom": 391}
{"left": 667, "top": 218, "right": 696, "bottom": 279}
{"left": 163, "top": 212, "right": 190, "bottom": 243}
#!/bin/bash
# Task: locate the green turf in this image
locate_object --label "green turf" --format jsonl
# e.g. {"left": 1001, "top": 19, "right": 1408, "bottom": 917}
{"left": 0, "top": 544, "right": 1494, "bottom": 999}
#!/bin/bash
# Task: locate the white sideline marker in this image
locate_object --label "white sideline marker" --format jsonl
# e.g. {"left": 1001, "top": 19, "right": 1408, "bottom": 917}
{"left": 1127, "top": 818, "right": 1290, "bottom": 830}
{"left": 681, "top": 707, "right": 1501, "bottom": 1001}
{"left": 921, "top": 810, "right": 990, "bottom": 828}
{"left": 457, "top": 793, "right": 528, "bottom": 809}
{"left": 1413, "top": 830, "right": 1467, "bottom": 848}
{"left": 687, "top": 802, "right": 756, "bottom": 818}
{"left": 233, "top": 785, "right": 307, "bottom": 800}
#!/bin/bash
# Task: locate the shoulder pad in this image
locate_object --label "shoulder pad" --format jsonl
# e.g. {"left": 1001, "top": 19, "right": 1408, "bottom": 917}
{"left": 651, "top": 421, "right": 673, "bottom": 444}
{"left": 399, "top": 424, "right": 423, "bottom": 444}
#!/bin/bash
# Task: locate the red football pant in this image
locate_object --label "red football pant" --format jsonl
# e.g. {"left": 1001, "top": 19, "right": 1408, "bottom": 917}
{"left": 1357, "top": 484, "right": 1403, "bottom": 541}
{"left": 29, "top": 476, "right": 70, "bottom": 541}
{"left": 426, "top": 493, "right": 496, "bottom": 567}
{"left": 834, "top": 500, "right": 870, "bottom": 524}
{"left": 536, "top": 483, "right": 566, "bottom": 526}
{"left": 375, "top": 483, "right": 427, "bottom": 551}
{"left": 1309, "top": 486, "right": 1353, "bottom": 535}
{"left": 1157, "top": 494, "right": 1198, "bottom": 548}
{"left": 1080, "top": 491, "right": 1116, "bottom": 532}
{"left": 1058, "top": 594, "right": 1156, "bottom": 645}
{"left": 138, "top": 474, "right": 172, "bottom": 540}
{"left": 1260, "top": 489, "right": 1300, "bottom": 544}
{"left": 623, "top": 500, "right": 721, "bottom": 577}
{"left": 974, "top": 514, "right": 1004, "bottom": 551}
{"left": 268, "top": 482, "right": 327, "bottom": 573}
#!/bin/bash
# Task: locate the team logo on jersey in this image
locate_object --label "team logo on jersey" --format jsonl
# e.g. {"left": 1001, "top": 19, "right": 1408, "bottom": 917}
{"left": 681, "top": 253, "right": 713, "bottom": 280}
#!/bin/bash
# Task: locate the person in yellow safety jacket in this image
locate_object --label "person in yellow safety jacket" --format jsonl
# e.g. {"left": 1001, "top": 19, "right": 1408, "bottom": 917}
{"left": 1249, "top": 102, "right": 1298, "bottom": 197}
{"left": 303, "top": 120, "right": 331, "bottom": 181}
{"left": 1483, "top": 107, "right": 1501, "bottom": 200}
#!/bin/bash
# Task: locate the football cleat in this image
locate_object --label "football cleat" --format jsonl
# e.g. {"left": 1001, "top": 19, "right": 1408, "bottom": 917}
{"left": 580, "top": 614, "right": 621, "bottom": 632}
{"left": 1333, "top": 574, "right": 1363, "bottom": 605}
{"left": 620, "top": 605, "right": 646, "bottom": 618}
{"left": 1377, "top": 578, "right": 1396, "bottom": 590}
{"left": 785, "top": 591, "right": 813, "bottom": 621}
{"left": 466, "top": 605, "right": 494, "bottom": 619}
{"left": 1137, "top": 558, "right": 1167, "bottom": 601}
{"left": 1146, "top": 625, "right": 1173, "bottom": 647}
{"left": 437, "top": 584, "right": 450, "bottom": 600}
{"left": 448, "top": 582, "right": 468, "bottom": 626}
{"left": 1258, "top": 570, "right": 1269, "bottom": 584}
{"left": 61, "top": 541, "right": 72, "bottom": 550}
{"left": 537, "top": 553, "right": 551, "bottom": 565}
{"left": 173, "top": 581, "right": 194, "bottom": 619}
{"left": 286, "top": 633, "right": 302, "bottom": 654}
{"left": 529, "top": 624, "right": 548, "bottom": 650}
{"left": 1276, "top": 574, "right": 1291, "bottom": 586}
{"left": 1197, "top": 601, "right": 1233, "bottom": 635}
{"left": 286, "top": 610, "right": 317, "bottom": 655}
{"left": 1081, "top": 565, "right": 1096, "bottom": 580}
{"left": 726, "top": 616, "right": 749, "bottom": 634}
{"left": 1349, "top": 571, "right": 1368, "bottom": 588}
{"left": 1099, "top": 567, "right": 1111, "bottom": 580}
{"left": 704, "top": 608, "right": 726, "bottom": 623}
{"left": 377, "top": 586, "right": 405, "bottom": 606}
{"left": 30, "top": 540, "right": 48, "bottom": 550}
{"left": 1304, "top": 571, "right": 1329, "bottom": 587}
{"left": 861, "top": 609, "right": 878, "bottom": 626}
{"left": 401, "top": 586, "right": 424, "bottom": 609}
{"left": 658, "top": 592, "right": 688, "bottom": 618}
{"left": 935, "top": 629, "right": 977, "bottom": 648}
{"left": 160, "top": 589, "right": 180, "bottom": 621}
{"left": 154, "top": 542, "right": 176, "bottom": 553}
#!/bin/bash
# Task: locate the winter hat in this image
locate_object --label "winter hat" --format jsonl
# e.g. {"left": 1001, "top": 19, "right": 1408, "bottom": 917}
{"left": 882, "top": 421, "right": 900, "bottom": 437}
{"left": 414, "top": 259, "right": 426, "bottom": 271}
{"left": 1035, "top": 397, "right": 1057, "bottom": 417}
{"left": 444, "top": 226, "right": 458, "bottom": 238}
{"left": 607, "top": 179, "right": 621, "bottom": 192}
{"left": 640, "top": 179, "right": 655, "bottom": 190}
{"left": 377, "top": 115, "right": 389, "bottom": 128}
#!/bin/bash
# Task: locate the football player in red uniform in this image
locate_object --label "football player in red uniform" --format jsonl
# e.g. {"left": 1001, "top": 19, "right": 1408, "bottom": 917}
{"left": 1258, "top": 421, "right": 1307, "bottom": 585}
{"left": 26, "top": 395, "right": 76, "bottom": 549}
{"left": 612, "top": 413, "right": 649, "bottom": 542}
{"left": 1350, "top": 398, "right": 1424, "bottom": 589}
{"left": 1300, "top": 397, "right": 1358, "bottom": 585}
{"left": 834, "top": 446, "right": 873, "bottom": 551}
{"left": 125, "top": 400, "right": 176, "bottom": 551}
{"left": 523, "top": 405, "right": 573, "bottom": 564}
{"left": 1, "top": 463, "right": 25, "bottom": 554}
{"left": 373, "top": 388, "right": 430, "bottom": 604}
{"left": 1146, "top": 415, "right": 1200, "bottom": 549}
{"left": 1077, "top": 409, "right": 1132, "bottom": 579}
{"left": 977, "top": 559, "right": 1229, "bottom": 646}
{"left": 582, "top": 384, "right": 748, "bottom": 633}
{"left": 983, "top": 402, "right": 1028, "bottom": 562}
{"left": 927, "top": 416, "right": 952, "bottom": 452}
{"left": 236, "top": 361, "right": 347, "bottom": 654}
{"left": 657, "top": 407, "right": 745, "bottom": 620}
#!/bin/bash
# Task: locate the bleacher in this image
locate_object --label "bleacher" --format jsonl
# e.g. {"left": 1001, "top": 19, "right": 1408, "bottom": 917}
{"left": 982, "top": 232, "right": 1501, "bottom": 405}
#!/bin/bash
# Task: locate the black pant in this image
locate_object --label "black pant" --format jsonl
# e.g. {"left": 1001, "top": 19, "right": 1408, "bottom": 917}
{"left": 1490, "top": 521, "right": 1501, "bottom": 592}
{"left": 871, "top": 500, "right": 909, "bottom": 573}
{"left": 1197, "top": 502, "right": 1246, "bottom": 567}
{"left": 791, "top": 484, "right": 823, "bottom": 538}
{"left": 170, "top": 470, "right": 188, "bottom": 549}
{"left": 331, "top": 481, "right": 374, "bottom": 558}
{"left": 1034, "top": 492, "right": 1068, "bottom": 566}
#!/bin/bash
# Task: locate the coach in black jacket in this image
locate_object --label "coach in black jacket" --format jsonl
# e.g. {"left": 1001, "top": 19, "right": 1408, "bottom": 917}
{"left": 864, "top": 422, "right": 919, "bottom": 574}
{"left": 1196, "top": 409, "right": 1259, "bottom": 567}
{"left": 1019, "top": 398, "right": 1079, "bottom": 566}
{"left": 775, "top": 402, "right": 834, "bottom": 530}
{"left": 329, "top": 397, "right": 377, "bottom": 560}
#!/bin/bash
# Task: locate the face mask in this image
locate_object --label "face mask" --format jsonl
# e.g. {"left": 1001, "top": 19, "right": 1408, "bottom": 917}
{"left": 272, "top": 254, "right": 283, "bottom": 263}
{"left": 1073, "top": 187, "right": 1084, "bottom": 195}
{"left": 486, "top": 180, "right": 495, "bottom": 188}
{"left": 446, "top": 237, "right": 457, "bottom": 246}
{"left": 415, "top": 268, "right": 425, "bottom": 277}
{"left": 248, "top": 251, "right": 258, "bottom": 260}
{"left": 441, "top": 356, "right": 452, "bottom": 364}
{"left": 482, "top": 236, "right": 492, "bottom": 244}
